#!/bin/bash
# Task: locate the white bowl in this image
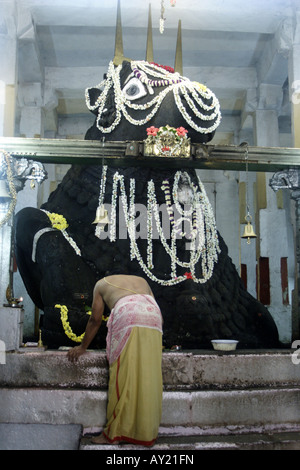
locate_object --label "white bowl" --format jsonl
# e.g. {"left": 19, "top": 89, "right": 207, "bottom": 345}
{"left": 211, "top": 339, "right": 239, "bottom": 351}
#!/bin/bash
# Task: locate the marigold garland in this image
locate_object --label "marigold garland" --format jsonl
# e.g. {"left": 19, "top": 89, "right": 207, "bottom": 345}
{"left": 55, "top": 304, "right": 108, "bottom": 343}
{"left": 46, "top": 212, "right": 69, "bottom": 231}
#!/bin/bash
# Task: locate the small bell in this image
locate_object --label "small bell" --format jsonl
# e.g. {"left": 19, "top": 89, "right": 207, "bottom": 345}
{"left": 92, "top": 205, "right": 110, "bottom": 226}
{"left": 0, "top": 180, "right": 10, "bottom": 199}
{"left": 242, "top": 216, "right": 257, "bottom": 245}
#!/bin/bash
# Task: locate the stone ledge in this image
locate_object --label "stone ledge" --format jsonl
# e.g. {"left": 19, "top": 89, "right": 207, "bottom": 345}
{"left": 0, "top": 349, "right": 299, "bottom": 390}
{"left": 0, "top": 423, "right": 81, "bottom": 450}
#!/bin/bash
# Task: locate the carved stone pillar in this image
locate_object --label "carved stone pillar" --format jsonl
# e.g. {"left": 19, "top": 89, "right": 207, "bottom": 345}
{"left": 269, "top": 169, "right": 300, "bottom": 340}
{"left": 289, "top": 11, "right": 300, "bottom": 148}
{"left": 0, "top": 149, "right": 47, "bottom": 324}
{"left": 246, "top": 76, "right": 298, "bottom": 344}
{"left": 283, "top": 10, "right": 300, "bottom": 340}
{"left": 0, "top": 3, "right": 17, "bottom": 307}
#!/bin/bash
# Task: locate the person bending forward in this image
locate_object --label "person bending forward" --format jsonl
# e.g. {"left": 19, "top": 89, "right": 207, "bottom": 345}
{"left": 67, "top": 274, "right": 163, "bottom": 446}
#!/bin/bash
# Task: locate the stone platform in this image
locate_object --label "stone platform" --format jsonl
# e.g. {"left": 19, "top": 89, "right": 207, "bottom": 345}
{"left": 0, "top": 348, "right": 300, "bottom": 449}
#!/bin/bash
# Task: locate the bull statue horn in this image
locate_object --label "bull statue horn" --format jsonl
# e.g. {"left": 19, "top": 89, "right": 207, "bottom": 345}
{"left": 174, "top": 19, "right": 183, "bottom": 75}
{"left": 146, "top": 4, "right": 154, "bottom": 63}
{"left": 113, "top": 0, "right": 131, "bottom": 65}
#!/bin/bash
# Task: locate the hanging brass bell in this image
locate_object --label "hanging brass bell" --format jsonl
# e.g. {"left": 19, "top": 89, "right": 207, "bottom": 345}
{"left": 0, "top": 180, "right": 10, "bottom": 199}
{"left": 92, "top": 205, "right": 110, "bottom": 226}
{"left": 242, "top": 220, "right": 257, "bottom": 244}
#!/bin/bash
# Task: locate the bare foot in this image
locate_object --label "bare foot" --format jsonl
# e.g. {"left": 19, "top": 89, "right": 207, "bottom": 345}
{"left": 91, "top": 433, "right": 119, "bottom": 445}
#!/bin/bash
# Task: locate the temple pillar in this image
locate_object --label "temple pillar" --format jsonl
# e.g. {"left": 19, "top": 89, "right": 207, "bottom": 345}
{"left": 252, "top": 84, "right": 294, "bottom": 343}
{"left": 288, "top": 11, "right": 300, "bottom": 339}
{"left": 14, "top": 82, "right": 46, "bottom": 338}
{"left": 0, "top": 2, "right": 17, "bottom": 309}
{"left": 290, "top": 188, "right": 300, "bottom": 341}
{"left": 289, "top": 10, "right": 300, "bottom": 148}
{"left": 12, "top": 4, "right": 46, "bottom": 338}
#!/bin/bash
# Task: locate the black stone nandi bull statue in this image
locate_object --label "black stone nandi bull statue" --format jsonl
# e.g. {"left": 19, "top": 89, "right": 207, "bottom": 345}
{"left": 15, "top": 13, "right": 280, "bottom": 350}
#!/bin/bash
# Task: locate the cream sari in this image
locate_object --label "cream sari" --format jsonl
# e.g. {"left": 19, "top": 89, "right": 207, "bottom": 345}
{"left": 103, "top": 294, "right": 163, "bottom": 446}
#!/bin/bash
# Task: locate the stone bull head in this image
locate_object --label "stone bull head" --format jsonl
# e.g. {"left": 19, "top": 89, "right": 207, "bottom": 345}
{"left": 84, "top": 59, "right": 221, "bottom": 144}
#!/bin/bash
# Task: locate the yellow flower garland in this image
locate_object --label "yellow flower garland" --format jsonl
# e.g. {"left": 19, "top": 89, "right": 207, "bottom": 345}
{"left": 55, "top": 304, "right": 108, "bottom": 343}
{"left": 55, "top": 304, "right": 88, "bottom": 342}
{"left": 47, "top": 212, "right": 69, "bottom": 231}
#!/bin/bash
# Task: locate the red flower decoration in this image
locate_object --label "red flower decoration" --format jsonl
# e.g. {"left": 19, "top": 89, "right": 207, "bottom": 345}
{"left": 162, "top": 146, "right": 170, "bottom": 152}
{"left": 150, "top": 62, "right": 175, "bottom": 74}
{"left": 176, "top": 127, "right": 188, "bottom": 137}
{"left": 184, "top": 272, "right": 193, "bottom": 279}
{"left": 146, "top": 126, "right": 159, "bottom": 136}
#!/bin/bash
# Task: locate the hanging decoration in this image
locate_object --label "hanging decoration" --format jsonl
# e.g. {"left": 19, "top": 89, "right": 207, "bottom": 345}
{"left": 241, "top": 143, "right": 257, "bottom": 244}
{"left": 0, "top": 150, "right": 17, "bottom": 228}
{"left": 160, "top": 0, "right": 177, "bottom": 34}
{"left": 92, "top": 204, "right": 110, "bottom": 227}
{"left": 242, "top": 214, "right": 257, "bottom": 244}
{"left": 160, "top": 0, "right": 166, "bottom": 34}
{"left": 94, "top": 164, "right": 109, "bottom": 238}
{"left": 55, "top": 304, "right": 109, "bottom": 343}
{"left": 94, "top": 164, "right": 220, "bottom": 286}
{"left": 144, "top": 125, "right": 190, "bottom": 157}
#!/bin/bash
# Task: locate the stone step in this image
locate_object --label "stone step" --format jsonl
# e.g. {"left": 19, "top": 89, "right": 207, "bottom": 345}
{"left": 1, "top": 349, "right": 300, "bottom": 450}
{"left": 2, "top": 423, "right": 299, "bottom": 450}
{"left": 1, "top": 387, "right": 300, "bottom": 429}
{"left": 1, "top": 348, "right": 299, "bottom": 390}
{"left": 80, "top": 426, "right": 300, "bottom": 451}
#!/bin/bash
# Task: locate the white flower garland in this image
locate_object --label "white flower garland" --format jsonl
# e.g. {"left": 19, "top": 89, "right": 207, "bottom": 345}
{"left": 85, "top": 60, "right": 221, "bottom": 135}
{"left": 94, "top": 166, "right": 220, "bottom": 285}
